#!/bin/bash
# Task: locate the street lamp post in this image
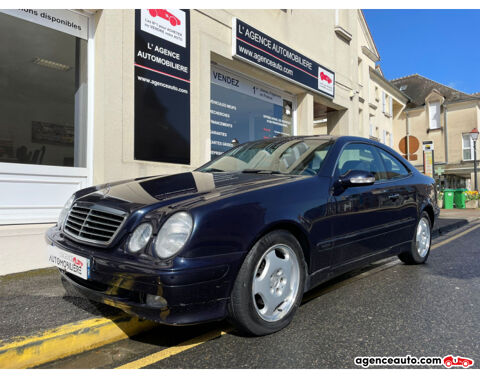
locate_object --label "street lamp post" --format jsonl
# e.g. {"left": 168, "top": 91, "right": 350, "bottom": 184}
{"left": 470, "top": 128, "right": 479, "bottom": 191}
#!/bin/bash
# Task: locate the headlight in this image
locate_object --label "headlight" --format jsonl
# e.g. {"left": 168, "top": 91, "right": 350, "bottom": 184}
{"left": 128, "top": 223, "right": 153, "bottom": 253}
{"left": 154, "top": 212, "right": 193, "bottom": 259}
{"left": 58, "top": 194, "right": 75, "bottom": 228}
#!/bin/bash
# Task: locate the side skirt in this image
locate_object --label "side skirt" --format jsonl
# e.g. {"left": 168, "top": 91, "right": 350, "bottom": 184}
{"left": 305, "top": 240, "right": 411, "bottom": 292}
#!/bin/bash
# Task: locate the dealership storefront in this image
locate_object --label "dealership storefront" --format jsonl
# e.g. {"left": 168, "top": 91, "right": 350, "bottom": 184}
{"left": 1, "top": 9, "right": 390, "bottom": 274}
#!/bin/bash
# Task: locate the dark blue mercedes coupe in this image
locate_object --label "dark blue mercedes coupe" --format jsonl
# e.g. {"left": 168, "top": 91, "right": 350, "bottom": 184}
{"left": 46, "top": 136, "right": 439, "bottom": 335}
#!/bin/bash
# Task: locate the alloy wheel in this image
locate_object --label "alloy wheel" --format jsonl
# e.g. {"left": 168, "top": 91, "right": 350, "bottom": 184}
{"left": 251, "top": 244, "right": 300, "bottom": 322}
{"left": 416, "top": 217, "right": 431, "bottom": 258}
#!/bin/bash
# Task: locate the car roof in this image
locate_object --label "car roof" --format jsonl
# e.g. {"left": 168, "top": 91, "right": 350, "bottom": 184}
{"left": 249, "top": 134, "right": 371, "bottom": 143}
{"left": 240, "top": 135, "right": 417, "bottom": 171}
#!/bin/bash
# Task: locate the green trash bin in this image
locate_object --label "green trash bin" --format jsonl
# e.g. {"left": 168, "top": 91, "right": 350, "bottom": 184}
{"left": 454, "top": 188, "right": 467, "bottom": 209}
{"left": 443, "top": 189, "right": 455, "bottom": 209}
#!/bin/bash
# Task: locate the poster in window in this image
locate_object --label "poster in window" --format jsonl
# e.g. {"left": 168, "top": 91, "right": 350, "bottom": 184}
{"left": 210, "top": 66, "right": 293, "bottom": 158}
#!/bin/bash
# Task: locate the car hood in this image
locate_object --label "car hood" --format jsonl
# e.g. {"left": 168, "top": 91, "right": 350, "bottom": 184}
{"left": 76, "top": 171, "right": 306, "bottom": 213}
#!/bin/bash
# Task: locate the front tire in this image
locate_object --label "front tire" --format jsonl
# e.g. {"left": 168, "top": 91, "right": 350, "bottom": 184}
{"left": 398, "top": 211, "right": 432, "bottom": 264}
{"left": 228, "top": 230, "right": 306, "bottom": 336}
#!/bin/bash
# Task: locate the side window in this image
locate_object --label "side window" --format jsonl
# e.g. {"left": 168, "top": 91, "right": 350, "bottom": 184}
{"left": 336, "top": 143, "right": 386, "bottom": 181}
{"left": 377, "top": 148, "right": 410, "bottom": 180}
{"left": 289, "top": 142, "right": 332, "bottom": 176}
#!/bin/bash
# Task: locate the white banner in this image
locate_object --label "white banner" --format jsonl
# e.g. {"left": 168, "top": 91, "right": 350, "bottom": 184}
{"left": 1, "top": 9, "right": 88, "bottom": 40}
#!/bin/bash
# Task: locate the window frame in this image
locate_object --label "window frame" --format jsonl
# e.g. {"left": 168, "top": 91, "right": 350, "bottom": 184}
{"left": 462, "top": 133, "right": 474, "bottom": 161}
{"left": 428, "top": 101, "right": 441, "bottom": 130}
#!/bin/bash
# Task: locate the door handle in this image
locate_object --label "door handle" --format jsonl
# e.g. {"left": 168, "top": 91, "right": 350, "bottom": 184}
{"left": 388, "top": 193, "right": 400, "bottom": 200}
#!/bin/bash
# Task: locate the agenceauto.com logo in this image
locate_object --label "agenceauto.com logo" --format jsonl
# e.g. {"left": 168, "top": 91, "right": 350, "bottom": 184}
{"left": 354, "top": 354, "right": 474, "bottom": 368}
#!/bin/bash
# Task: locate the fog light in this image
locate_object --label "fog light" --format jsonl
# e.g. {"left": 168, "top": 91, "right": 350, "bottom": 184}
{"left": 146, "top": 294, "right": 167, "bottom": 308}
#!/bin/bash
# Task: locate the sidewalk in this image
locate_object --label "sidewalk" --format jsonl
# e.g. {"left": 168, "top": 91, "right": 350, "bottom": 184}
{"left": 433, "top": 208, "right": 480, "bottom": 237}
{"left": 1, "top": 208, "right": 479, "bottom": 367}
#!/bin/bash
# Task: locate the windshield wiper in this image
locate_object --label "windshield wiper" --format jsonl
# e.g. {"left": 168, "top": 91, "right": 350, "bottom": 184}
{"left": 202, "top": 168, "right": 225, "bottom": 172}
{"left": 241, "top": 169, "right": 282, "bottom": 174}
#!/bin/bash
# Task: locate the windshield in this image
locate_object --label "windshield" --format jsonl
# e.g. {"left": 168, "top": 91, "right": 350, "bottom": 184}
{"left": 198, "top": 138, "right": 333, "bottom": 176}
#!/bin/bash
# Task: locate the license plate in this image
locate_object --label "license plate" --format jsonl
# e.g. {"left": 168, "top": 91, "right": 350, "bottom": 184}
{"left": 47, "top": 244, "right": 90, "bottom": 280}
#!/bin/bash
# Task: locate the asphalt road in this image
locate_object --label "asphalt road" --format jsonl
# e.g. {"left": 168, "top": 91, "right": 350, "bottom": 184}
{"left": 41, "top": 223, "right": 480, "bottom": 369}
{"left": 0, "top": 269, "right": 120, "bottom": 343}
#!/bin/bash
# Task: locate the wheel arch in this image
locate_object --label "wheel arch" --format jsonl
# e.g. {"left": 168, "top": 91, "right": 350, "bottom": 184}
{"left": 421, "top": 203, "right": 435, "bottom": 228}
{"left": 246, "top": 220, "right": 312, "bottom": 271}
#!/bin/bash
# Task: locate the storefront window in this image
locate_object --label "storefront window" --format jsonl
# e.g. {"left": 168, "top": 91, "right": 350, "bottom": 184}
{"left": 0, "top": 13, "right": 88, "bottom": 167}
{"left": 210, "top": 65, "right": 294, "bottom": 158}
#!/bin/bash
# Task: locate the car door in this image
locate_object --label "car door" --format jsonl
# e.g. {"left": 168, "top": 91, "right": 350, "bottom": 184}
{"left": 375, "top": 147, "right": 418, "bottom": 247}
{"left": 330, "top": 142, "right": 394, "bottom": 267}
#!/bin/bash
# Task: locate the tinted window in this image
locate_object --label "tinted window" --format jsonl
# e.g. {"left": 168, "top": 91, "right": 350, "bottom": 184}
{"left": 377, "top": 148, "right": 410, "bottom": 180}
{"left": 336, "top": 143, "right": 386, "bottom": 181}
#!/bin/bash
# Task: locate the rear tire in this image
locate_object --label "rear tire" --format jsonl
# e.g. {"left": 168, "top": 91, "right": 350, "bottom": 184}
{"left": 398, "top": 211, "right": 431, "bottom": 264}
{"left": 228, "top": 230, "right": 306, "bottom": 336}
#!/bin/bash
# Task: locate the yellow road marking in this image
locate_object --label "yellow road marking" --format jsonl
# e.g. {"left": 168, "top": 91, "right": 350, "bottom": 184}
{"left": 115, "top": 222, "right": 480, "bottom": 369}
{"left": 115, "top": 328, "right": 231, "bottom": 369}
{"left": 431, "top": 223, "right": 480, "bottom": 250}
{"left": 0, "top": 315, "right": 155, "bottom": 369}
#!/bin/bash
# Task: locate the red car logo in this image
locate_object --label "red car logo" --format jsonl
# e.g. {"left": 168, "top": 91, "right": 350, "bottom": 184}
{"left": 443, "top": 355, "right": 474, "bottom": 368}
{"left": 320, "top": 71, "right": 332, "bottom": 84}
{"left": 148, "top": 9, "right": 181, "bottom": 27}
{"left": 72, "top": 257, "right": 83, "bottom": 268}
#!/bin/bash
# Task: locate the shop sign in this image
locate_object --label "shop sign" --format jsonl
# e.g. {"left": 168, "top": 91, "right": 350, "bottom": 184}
{"left": 422, "top": 140, "right": 434, "bottom": 151}
{"left": 232, "top": 18, "right": 335, "bottom": 98}
{"left": 1, "top": 9, "right": 88, "bottom": 39}
{"left": 134, "top": 9, "right": 190, "bottom": 164}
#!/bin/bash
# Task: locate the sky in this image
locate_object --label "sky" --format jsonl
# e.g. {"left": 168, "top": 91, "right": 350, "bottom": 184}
{"left": 363, "top": 9, "right": 480, "bottom": 95}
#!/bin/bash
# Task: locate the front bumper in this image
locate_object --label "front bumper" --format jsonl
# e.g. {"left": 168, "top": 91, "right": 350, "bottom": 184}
{"left": 46, "top": 226, "right": 247, "bottom": 325}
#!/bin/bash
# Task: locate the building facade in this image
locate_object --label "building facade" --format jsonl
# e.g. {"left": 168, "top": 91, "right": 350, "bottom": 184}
{"left": 391, "top": 74, "right": 480, "bottom": 189}
{"left": 0, "top": 9, "right": 404, "bottom": 274}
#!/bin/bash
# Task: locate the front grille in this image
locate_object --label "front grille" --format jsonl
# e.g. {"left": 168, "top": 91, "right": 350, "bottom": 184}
{"left": 64, "top": 204, "right": 127, "bottom": 246}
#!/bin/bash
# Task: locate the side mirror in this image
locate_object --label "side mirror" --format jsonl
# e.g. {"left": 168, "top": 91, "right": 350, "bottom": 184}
{"left": 339, "top": 170, "right": 375, "bottom": 187}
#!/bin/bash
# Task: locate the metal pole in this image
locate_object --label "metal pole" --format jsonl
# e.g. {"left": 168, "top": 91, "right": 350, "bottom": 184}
{"left": 405, "top": 111, "right": 410, "bottom": 160}
{"left": 474, "top": 140, "right": 478, "bottom": 191}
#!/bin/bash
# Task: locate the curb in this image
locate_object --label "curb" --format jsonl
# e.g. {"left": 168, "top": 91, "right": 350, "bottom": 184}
{"left": 0, "top": 315, "right": 156, "bottom": 369}
{"left": 432, "top": 219, "right": 469, "bottom": 238}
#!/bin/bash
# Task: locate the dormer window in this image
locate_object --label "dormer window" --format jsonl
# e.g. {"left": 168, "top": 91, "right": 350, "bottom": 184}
{"left": 428, "top": 101, "right": 441, "bottom": 129}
